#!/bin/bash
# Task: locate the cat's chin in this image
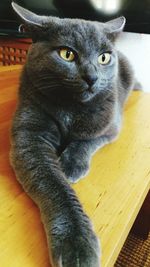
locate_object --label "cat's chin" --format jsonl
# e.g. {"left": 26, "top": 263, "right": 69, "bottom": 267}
{"left": 77, "top": 91, "right": 96, "bottom": 103}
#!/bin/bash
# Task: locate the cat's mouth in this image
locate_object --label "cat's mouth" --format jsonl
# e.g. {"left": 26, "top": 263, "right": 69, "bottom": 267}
{"left": 87, "top": 86, "right": 94, "bottom": 94}
{"left": 76, "top": 83, "right": 111, "bottom": 103}
{"left": 77, "top": 86, "right": 97, "bottom": 103}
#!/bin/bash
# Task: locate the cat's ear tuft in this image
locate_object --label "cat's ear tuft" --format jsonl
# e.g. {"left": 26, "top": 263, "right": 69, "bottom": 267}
{"left": 105, "top": 16, "right": 126, "bottom": 34}
{"left": 11, "top": 2, "right": 48, "bottom": 26}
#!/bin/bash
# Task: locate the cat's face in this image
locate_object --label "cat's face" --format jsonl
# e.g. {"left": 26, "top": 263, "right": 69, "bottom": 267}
{"left": 12, "top": 2, "right": 125, "bottom": 103}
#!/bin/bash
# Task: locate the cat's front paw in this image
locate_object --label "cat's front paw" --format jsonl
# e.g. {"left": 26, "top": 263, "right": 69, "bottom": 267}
{"left": 49, "top": 225, "right": 101, "bottom": 267}
{"left": 60, "top": 151, "right": 90, "bottom": 183}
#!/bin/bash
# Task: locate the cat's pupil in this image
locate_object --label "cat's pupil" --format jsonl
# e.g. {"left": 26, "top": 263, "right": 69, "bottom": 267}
{"left": 66, "top": 50, "right": 71, "bottom": 58}
{"left": 102, "top": 54, "right": 105, "bottom": 62}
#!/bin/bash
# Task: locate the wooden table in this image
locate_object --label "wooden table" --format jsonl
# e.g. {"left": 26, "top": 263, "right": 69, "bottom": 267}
{"left": 0, "top": 65, "right": 150, "bottom": 267}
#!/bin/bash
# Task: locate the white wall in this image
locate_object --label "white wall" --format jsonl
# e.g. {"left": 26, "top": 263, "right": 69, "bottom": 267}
{"left": 116, "top": 32, "right": 150, "bottom": 92}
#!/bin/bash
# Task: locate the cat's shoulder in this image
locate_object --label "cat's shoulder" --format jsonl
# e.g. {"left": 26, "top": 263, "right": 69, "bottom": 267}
{"left": 117, "top": 50, "right": 135, "bottom": 98}
{"left": 117, "top": 50, "right": 133, "bottom": 73}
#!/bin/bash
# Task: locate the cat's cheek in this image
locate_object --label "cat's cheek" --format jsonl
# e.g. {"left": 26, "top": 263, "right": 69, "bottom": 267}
{"left": 49, "top": 54, "right": 77, "bottom": 77}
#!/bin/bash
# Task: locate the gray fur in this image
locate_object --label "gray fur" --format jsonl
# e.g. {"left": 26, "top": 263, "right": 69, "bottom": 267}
{"left": 11, "top": 2, "right": 135, "bottom": 267}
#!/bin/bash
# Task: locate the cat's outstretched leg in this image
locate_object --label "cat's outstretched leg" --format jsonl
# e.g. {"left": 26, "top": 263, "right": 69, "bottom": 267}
{"left": 11, "top": 110, "right": 100, "bottom": 267}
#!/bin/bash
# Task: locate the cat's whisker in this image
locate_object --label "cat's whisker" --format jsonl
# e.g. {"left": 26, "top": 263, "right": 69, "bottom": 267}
{"left": 61, "top": 81, "right": 82, "bottom": 90}
{"left": 37, "top": 85, "right": 60, "bottom": 92}
{"left": 36, "top": 82, "right": 59, "bottom": 88}
{"left": 61, "top": 80, "right": 79, "bottom": 85}
{"left": 36, "top": 79, "right": 57, "bottom": 84}
{"left": 36, "top": 74, "right": 61, "bottom": 82}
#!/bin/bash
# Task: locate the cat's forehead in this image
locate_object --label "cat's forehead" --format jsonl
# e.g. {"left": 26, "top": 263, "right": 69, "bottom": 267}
{"left": 60, "top": 18, "right": 102, "bottom": 36}
{"left": 48, "top": 18, "right": 112, "bottom": 52}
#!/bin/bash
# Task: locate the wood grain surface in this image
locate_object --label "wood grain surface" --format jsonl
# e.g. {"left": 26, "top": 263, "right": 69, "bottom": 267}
{"left": 0, "top": 65, "right": 150, "bottom": 267}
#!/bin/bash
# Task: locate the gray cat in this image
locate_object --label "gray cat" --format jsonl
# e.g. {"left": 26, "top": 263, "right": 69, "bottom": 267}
{"left": 11, "top": 2, "right": 136, "bottom": 267}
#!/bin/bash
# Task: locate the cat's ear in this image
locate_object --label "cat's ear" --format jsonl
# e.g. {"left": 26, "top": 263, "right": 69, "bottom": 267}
{"left": 11, "top": 2, "right": 58, "bottom": 41}
{"left": 105, "top": 16, "right": 126, "bottom": 33}
{"left": 12, "top": 2, "right": 49, "bottom": 26}
{"left": 104, "top": 16, "right": 126, "bottom": 40}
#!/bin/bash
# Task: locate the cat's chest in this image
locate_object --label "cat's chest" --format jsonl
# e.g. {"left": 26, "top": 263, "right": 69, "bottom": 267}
{"left": 56, "top": 101, "right": 113, "bottom": 139}
{"left": 55, "top": 110, "right": 73, "bottom": 135}
{"left": 72, "top": 107, "right": 110, "bottom": 139}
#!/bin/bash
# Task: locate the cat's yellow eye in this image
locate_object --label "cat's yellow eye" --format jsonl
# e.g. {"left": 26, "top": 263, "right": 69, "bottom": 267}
{"left": 98, "top": 53, "right": 111, "bottom": 65}
{"left": 59, "top": 48, "right": 75, "bottom": 62}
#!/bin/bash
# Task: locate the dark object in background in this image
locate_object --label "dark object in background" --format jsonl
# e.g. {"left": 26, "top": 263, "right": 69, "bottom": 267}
{"left": 0, "top": 0, "right": 150, "bottom": 37}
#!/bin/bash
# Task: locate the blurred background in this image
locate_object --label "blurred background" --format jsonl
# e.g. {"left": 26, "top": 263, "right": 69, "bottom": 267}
{"left": 0, "top": 0, "right": 150, "bottom": 91}
{"left": 0, "top": 0, "right": 150, "bottom": 35}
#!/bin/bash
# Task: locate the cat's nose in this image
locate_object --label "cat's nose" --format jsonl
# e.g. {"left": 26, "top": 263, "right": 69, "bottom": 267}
{"left": 82, "top": 74, "right": 98, "bottom": 86}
